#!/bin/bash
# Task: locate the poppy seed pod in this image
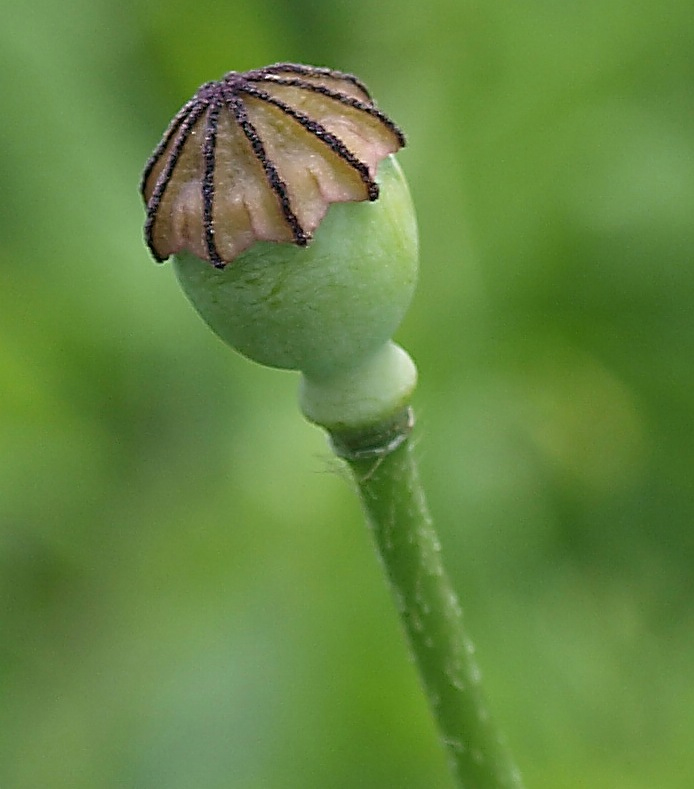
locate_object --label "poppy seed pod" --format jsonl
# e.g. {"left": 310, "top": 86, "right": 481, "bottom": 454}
{"left": 141, "top": 64, "right": 418, "bottom": 438}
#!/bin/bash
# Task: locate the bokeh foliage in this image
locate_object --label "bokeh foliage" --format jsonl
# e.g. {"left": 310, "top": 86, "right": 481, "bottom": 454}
{"left": 2, "top": 0, "right": 693, "bottom": 786}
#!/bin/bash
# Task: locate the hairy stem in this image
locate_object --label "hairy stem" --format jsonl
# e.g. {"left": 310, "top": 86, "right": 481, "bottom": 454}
{"left": 344, "top": 432, "right": 523, "bottom": 789}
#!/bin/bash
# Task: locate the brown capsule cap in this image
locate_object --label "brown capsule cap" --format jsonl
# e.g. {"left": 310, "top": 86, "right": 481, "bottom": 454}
{"left": 140, "top": 63, "right": 406, "bottom": 268}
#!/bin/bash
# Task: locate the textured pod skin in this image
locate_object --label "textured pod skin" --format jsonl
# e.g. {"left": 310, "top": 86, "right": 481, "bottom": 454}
{"left": 172, "top": 156, "right": 417, "bottom": 380}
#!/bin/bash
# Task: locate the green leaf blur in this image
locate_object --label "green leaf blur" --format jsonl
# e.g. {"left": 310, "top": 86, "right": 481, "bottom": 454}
{"left": 1, "top": 0, "right": 693, "bottom": 786}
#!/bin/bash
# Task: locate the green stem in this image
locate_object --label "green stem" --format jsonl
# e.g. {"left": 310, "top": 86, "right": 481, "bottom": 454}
{"left": 344, "top": 428, "right": 523, "bottom": 789}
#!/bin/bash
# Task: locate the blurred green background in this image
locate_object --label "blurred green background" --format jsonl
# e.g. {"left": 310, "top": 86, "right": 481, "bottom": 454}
{"left": 2, "top": 0, "right": 693, "bottom": 786}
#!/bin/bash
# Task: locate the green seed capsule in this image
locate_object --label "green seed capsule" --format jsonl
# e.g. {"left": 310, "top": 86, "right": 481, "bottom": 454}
{"left": 142, "top": 64, "right": 419, "bottom": 436}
